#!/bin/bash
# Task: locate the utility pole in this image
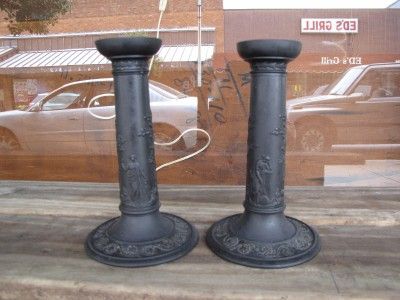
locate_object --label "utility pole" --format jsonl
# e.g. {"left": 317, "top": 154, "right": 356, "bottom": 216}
{"left": 197, "top": 0, "right": 202, "bottom": 87}
{"left": 149, "top": 0, "right": 168, "bottom": 72}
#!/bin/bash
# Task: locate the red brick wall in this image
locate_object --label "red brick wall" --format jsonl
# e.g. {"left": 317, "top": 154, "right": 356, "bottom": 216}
{"left": 65, "top": 0, "right": 220, "bottom": 17}
{"left": 0, "top": 0, "right": 224, "bottom": 52}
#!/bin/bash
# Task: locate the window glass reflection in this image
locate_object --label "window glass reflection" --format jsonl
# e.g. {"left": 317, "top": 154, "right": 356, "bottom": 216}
{"left": 0, "top": 1, "right": 398, "bottom": 187}
{"left": 324, "top": 67, "right": 364, "bottom": 95}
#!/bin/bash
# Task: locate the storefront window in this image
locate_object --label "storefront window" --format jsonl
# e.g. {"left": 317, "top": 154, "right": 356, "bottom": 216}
{"left": 0, "top": 0, "right": 399, "bottom": 187}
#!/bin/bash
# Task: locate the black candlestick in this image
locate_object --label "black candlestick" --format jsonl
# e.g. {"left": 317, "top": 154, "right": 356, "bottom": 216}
{"left": 206, "top": 39, "right": 320, "bottom": 268}
{"left": 85, "top": 37, "right": 198, "bottom": 267}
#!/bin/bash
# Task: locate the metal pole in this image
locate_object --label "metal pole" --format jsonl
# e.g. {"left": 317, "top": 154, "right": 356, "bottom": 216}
{"left": 149, "top": 0, "right": 168, "bottom": 72}
{"left": 197, "top": 0, "right": 202, "bottom": 87}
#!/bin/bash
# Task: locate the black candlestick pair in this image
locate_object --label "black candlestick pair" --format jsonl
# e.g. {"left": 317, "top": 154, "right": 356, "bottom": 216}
{"left": 85, "top": 37, "right": 320, "bottom": 268}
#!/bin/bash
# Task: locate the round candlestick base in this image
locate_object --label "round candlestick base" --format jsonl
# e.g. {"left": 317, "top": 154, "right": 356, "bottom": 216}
{"left": 86, "top": 213, "right": 198, "bottom": 267}
{"left": 206, "top": 214, "right": 320, "bottom": 268}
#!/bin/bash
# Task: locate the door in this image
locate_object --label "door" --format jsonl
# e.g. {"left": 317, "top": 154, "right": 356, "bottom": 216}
{"left": 351, "top": 68, "right": 400, "bottom": 145}
{"left": 22, "top": 83, "right": 89, "bottom": 154}
{"left": 83, "top": 81, "right": 116, "bottom": 155}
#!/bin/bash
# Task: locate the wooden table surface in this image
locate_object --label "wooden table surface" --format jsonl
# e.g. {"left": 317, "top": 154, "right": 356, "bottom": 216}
{"left": 0, "top": 181, "right": 399, "bottom": 299}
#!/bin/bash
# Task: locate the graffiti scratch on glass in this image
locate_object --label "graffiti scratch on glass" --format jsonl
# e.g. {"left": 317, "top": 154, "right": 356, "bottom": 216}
{"left": 60, "top": 69, "right": 91, "bottom": 82}
{"left": 238, "top": 72, "right": 251, "bottom": 87}
{"left": 173, "top": 63, "right": 252, "bottom": 127}
{"left": 173, "top": 77, "right": 195, "bottom": 94}
{"left": 203, "top": 67, "right": 229, "bottom": 125}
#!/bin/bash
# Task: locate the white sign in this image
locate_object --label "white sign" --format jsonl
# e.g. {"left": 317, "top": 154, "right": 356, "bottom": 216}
{"left": 301, "top": 18, "right": 358, "bottom": 33}
{"left": 13, "top": 79, "right": 39, "bottom": 103}
{"left": 321, "top": 56, "right": 362, "bottom": 65}
{"left": 223, "top": 0, "right": 393, "bottom": 9}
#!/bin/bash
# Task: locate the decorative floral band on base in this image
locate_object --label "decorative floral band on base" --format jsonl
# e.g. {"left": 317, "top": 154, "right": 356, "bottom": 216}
{"left": 88, "top": 214, "right": 192, "bottom": 259}
{"left": 209, "top": 214, "right": 317, "bottom": 261}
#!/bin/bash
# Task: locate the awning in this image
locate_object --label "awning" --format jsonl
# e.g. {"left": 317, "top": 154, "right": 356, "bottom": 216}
{"left": 0, "top": 47, "right": 17, "bottom": 62}
{"left": 158, "top": 45, "right": 214, "bottom": 62}
{"left": 0, "top": 47, "right": 15, "bottom": 56}
{"left": 0, "top": 45, "right": 214, "bottom": 74}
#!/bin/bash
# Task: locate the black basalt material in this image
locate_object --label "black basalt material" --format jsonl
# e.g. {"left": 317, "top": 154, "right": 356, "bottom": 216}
{"left": 206, "top": 39, "right": 320, "bottom": 268}
{"left": 85, "top": 37, "right": 198, "bottom": 267}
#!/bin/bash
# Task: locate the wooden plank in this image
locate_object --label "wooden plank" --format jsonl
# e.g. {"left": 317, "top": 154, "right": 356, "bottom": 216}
{"left": 0, "top": 181, "right": 399, "bottom": 299}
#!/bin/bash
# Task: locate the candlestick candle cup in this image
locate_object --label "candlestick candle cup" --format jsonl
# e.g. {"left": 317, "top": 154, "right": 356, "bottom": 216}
{"left": 206, "top": 39, "right": 320, "bottom": 268}
{"left": 85, "top": 37, "right": 198, "bottom": 267}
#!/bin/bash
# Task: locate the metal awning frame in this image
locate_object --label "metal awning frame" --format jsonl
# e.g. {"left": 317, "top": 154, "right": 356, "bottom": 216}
{"left": 0, "top": 45, "right": 215, "bottom": 75}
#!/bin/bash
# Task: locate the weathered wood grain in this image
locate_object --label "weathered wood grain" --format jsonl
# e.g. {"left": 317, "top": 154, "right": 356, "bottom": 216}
{"left": 0, "top": 181, "right": 399, "bottom": 299}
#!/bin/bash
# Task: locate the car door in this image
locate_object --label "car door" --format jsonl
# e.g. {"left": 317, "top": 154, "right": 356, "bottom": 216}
{"left": 351, "top": 68, "right": 400, "bottom": 145}
{"left": 83, "top": 81, "right": 116, "bottom": 155}
{"left": 22, "top": 83, "right": 89, "bottom": 154}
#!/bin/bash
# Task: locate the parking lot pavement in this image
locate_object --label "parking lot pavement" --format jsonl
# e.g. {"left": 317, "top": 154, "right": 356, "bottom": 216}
{"left": 324, "top": 160, "right": 400, "bottom": 187}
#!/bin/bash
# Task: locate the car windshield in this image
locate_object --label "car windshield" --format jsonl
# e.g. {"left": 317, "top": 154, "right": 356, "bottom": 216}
{"left": 42, "top": 93, "right": 80, "bottom": 110}
{"left": 22, "top": 93, "right": 48, "bottom": 111}
{"left": 322, "top": 67, "right": 365, "bottom": 95}
{"left": 149, "top": 80, "right": 186, "bottom": 99}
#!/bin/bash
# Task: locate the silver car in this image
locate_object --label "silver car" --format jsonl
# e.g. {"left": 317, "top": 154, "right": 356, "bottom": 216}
{"left": 287, "top": 63, "right": 400, "bottom": 152}
{"left": 0, "top": 78, "right": 198, "bottom": 154}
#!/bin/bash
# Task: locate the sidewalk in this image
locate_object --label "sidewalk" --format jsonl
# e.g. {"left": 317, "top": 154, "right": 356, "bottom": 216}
{"left": 324, "top": 160, "right": 400, "bottom": 187}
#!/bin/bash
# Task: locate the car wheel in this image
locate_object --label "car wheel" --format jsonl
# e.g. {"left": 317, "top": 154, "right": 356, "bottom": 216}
{"left": 153, "top": 125, "right": 186, "bottom": 151}
{"left": 296, "top": 123, "right": 332, "bottom": 152}
{"left": 0, "top": 129, "right": 20, "bottom": 154}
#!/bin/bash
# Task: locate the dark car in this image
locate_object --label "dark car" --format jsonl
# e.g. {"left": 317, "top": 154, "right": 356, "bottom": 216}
{"left": 287, "top": 63, "right": 400, "bottom": 152}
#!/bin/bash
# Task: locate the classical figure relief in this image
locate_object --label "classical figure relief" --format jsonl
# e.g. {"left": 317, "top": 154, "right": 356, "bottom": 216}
{"left": 271, "top": 127, "right": 285, "bottom": 136}
{"left": 251, "top": 155, "right": 273, "bottom": 205}
{"left": 117, "top": 136, "right": 127, "bottom": 154}
{"left": 120, "top": 154, "right": 148, "bottom": 205}
{"left": 138, "top": 114, "right": 153, "bottom": 138}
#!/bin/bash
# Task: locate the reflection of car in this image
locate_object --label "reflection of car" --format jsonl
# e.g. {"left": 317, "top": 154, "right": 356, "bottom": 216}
{"left": 311, "top": 85, "right": 328, "bottom": 96}
{"left": 0, "top": 78, "right": 198, "bottom": 154}
{"left": 287, "top": 63, "right": 400, "bottom": 152}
